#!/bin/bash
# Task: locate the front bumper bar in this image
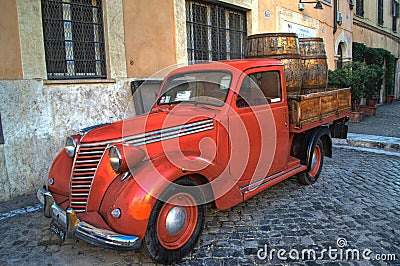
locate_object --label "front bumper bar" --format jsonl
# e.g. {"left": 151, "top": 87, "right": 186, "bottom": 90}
{"left": 37, "top": 187, "right": 142, "bottom": 250}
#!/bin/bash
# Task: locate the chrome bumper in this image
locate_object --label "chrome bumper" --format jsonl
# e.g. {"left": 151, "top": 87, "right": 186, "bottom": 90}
{"left": 37, "top": 187, "right": 142, "bottom": 250}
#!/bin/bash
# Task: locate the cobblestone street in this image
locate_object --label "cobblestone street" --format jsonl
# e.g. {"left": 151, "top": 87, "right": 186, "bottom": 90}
{"left": 0, "top": 147, "right": 399, "bottom": 265}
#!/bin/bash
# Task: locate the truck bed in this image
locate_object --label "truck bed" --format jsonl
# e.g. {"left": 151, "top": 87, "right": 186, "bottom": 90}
{"left": 288, "top": 88, "right": 351, "bottom": 133}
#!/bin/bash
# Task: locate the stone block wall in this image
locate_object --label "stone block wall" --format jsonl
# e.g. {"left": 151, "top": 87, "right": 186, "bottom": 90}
{"left": 0, "top": 79, "right": 133, "bottom": 202}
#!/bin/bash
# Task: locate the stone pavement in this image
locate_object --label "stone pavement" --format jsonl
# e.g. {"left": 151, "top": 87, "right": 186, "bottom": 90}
{"left": 334, "top": 101, "right": 400, "bottom": 152}
{"left": 0, "top": 147, "right": 399, "bottom": 265}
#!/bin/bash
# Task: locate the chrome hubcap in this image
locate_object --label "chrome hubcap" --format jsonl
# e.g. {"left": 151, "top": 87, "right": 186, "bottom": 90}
{"left": 165, "top": 206, "right": 187, "bottom": 234}
{"left": 311, "top": 152, "right": 317, "bottom": 170}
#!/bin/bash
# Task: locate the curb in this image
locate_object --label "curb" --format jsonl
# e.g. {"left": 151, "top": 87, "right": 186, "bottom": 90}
{"left": 333, "top": 133, "right": 400, "bottom": 152}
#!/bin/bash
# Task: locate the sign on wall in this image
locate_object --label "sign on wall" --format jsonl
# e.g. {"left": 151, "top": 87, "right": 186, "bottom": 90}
{"left": 283, "top": 20, "right": 317, "bottom": 38}
{"left": 320, "top": 0, "right": 332, "bottom": 6}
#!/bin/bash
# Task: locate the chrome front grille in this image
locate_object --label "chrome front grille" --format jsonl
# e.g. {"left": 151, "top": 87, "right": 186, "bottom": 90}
{"left": 70, "top": 144, "right": 107, "bottom": 213}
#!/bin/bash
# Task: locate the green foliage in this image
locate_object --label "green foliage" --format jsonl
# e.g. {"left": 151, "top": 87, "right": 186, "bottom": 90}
{"left": 363, "top": 64, "right": 384, "bottom": 99}
{"left": 352, "top": 42, "right": 366, "bottom": 62}
{"left": 328, "top": 61, "right": 385, "bottom": 101}
{"left": 385, "top": 53, "right": 395, "bottom": 95}
{"left": 328, "top": 61, "right": 367, "bottom": 100}
{"left": 351, "top": 42, "right": 396, "bottom": 97}
{"left": 365, "top": 47, "right": 386, "bottom": 66}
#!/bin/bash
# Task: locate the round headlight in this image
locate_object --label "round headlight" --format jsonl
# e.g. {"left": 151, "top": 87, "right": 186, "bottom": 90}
{"left": 65, "top": 137, "right": 77, "bottom": 158}
{"left": 109, "top": 145, "right": 122, "bottom": 172}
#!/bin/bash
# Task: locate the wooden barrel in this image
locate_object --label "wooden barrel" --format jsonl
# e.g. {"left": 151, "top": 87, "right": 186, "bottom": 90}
{"left": 246, "top": 33, "right": 302, "bottom": 95}
{"left": 299, "top": 38, "right": 328, "bottom": 93}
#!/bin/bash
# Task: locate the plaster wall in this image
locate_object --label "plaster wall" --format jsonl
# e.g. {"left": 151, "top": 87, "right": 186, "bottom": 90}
{"left": 0, "top": 0, "right": 23, "bottom": 79}
{"left": 0, "top": 146, "right": 9, "bottom": 201}
{"left": 0, "top": 80, "right": 133, "bottom": 202}
{"left": 16, "top": 0, "right": 47, "bottom": 79}
{"left": 104, "top": 0, "right": 128, "bottom": 79}
{"left": 123, "top": 0, "right": 177, "bottom": 78}
{"left": 353, "top": 24, "right": 400, "bottom": 57}
{"left": 257, "top": 1, "right": 353, "bottom": 70}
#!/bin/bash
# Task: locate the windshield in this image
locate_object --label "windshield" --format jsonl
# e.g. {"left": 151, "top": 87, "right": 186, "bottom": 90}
{"left": 158, "top": 71, "right": 232, "bottom": 107}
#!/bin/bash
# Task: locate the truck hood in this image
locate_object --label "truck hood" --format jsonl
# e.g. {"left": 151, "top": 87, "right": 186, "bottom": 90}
{"left": 80, "top": 105, "right": 217, "bottom": 144}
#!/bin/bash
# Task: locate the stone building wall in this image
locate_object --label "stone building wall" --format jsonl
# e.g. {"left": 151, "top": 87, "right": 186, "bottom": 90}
{"left": 0, "top": 79, "right": 133, "bottom": 202}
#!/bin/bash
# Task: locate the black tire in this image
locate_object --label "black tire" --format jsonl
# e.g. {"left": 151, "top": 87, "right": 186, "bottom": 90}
{"left": 142, "top": 178, "right": 206, "bottom": 264}
{"left": 298, "top": 139, "right": 324, "bottom": 185}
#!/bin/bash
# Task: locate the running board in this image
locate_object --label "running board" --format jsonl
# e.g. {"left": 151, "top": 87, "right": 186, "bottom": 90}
{"left": 240, "top": 165, "right": 307, "bottom": 201}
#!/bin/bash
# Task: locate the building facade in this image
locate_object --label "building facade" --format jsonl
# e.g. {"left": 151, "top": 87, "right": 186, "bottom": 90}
{"left": 0, "top": 0, "right": 397, "bottom": 201}
{"left": 352, "top": 0, "right": 400, "bottom": 100}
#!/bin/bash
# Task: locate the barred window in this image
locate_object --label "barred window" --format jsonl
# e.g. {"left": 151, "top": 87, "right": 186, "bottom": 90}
{"left": 186, "top": 0, "right": 247, "bottom": 62}
{"left": 41, "top": 0, "right": 107, "bottom": 79}
{"left": 356, "top": 0, "right": 364, "bottom": 17}
{"left": 378, "top": 0, "right": 384, "bottom": 25}
{"left": 393, "top": 0, "right": 399, "bottom": 32}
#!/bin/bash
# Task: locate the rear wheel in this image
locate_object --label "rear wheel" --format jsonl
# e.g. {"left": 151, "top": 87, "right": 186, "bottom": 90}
{"left": 142, "top": 178, "right": 206, "bottom": 264}
{"left": 298, "top": 139, "right": 324, "bottom": 185}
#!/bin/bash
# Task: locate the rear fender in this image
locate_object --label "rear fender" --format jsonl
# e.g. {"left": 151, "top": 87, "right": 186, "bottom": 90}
{"left": 291, "top": 126, "right": 332, "bottom": 168}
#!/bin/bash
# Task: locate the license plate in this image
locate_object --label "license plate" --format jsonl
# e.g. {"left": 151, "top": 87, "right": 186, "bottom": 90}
{"left": 50, "top": 220, "right": 66, "bottom": 241}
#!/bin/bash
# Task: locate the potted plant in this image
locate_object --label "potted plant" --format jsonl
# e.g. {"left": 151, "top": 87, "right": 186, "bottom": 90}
{"left": 328, "top": 62, "right": 366, "bottom": 122}
{"left": 385, "top": 53, "right": 396, "bottom": 104}
{"left": 363, "top": 64, "right": 383, "bottom": 107}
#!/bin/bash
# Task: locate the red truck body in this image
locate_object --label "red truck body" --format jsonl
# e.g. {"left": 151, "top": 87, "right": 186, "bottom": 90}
{"left": 38, "top": 58, "right": 350, "bottom": 264}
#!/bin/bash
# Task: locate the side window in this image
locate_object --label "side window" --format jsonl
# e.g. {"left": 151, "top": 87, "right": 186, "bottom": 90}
{"left": 236, "top": 71, "right": 282, "bottom": 108}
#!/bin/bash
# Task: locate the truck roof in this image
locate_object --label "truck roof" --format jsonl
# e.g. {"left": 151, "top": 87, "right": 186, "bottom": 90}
{"left": 168, "top": 58, "right": 284, "bottom": 75}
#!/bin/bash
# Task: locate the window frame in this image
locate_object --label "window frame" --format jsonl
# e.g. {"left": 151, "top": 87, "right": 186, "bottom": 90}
{"left": 236, "top": 70, "right": 283, "bottom": 109}
{"left": 378, "top": 0, "right": 384, "bottom": 26}
{"left": 392, "top": 0, "right": 399, "bottom": 32}
{"left": 186, "top": 0, "right": 247, "bottom": 62}
{"left": 41, "top": 0, "right": 107, "bottom": 80}
{"left": 356, "top": 0, "right": 364, "bottom": 17}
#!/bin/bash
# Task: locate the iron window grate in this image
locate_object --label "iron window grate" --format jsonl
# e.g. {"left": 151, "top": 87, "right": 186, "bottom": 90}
{"left": 378, "top": 0, "right": 384, "bottom": 26}
{"left": 356, "top": 0, "right": 364, "bottom": 17}
{"left": 186, "top": 0, "right": 247, "bottom": 62}
{"left": 41, "top": 0, "right": 107, "bottom": 79}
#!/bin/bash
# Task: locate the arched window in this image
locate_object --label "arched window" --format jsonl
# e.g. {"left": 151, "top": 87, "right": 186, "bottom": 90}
{"left": 337, "top": 45, "right": 343, "bottom": 69}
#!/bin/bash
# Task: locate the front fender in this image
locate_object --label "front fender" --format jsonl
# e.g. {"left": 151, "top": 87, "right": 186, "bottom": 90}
{"left": 48, "top": 150, "right": 73, "bottom": 197}
{"left": 99, "top": 152, "right": 241, "bottom": 238}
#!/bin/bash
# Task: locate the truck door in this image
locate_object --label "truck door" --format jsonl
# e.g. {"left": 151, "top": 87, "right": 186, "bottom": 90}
{"left": 228, "top": 67, "right": 289, "bottom": 186}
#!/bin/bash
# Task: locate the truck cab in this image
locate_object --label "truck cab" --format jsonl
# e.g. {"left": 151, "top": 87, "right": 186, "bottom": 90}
{"left": 38, "top": 58, "right": 350, "bottom": 264}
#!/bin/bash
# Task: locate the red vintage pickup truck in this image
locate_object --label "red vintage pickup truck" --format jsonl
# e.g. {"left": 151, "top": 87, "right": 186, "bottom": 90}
{"left": 37, "top": 58, "right": 350, "bottom": 264}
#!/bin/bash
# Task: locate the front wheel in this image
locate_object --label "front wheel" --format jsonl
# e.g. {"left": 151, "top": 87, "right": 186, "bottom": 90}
{"left": 142, "top": 178, "right": 206, "bottom": 264}
{"left": 298, "top": 139, "right": 324, "bottom": 185}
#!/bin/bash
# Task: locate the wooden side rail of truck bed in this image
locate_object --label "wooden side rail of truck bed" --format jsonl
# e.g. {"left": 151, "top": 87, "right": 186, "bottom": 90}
{"left": 288, "top": 88, "right": 351, "bottom": 133}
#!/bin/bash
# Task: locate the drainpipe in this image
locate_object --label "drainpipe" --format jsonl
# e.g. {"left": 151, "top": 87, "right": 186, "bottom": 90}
{"left": 333, "top": 0, "right": 338, "bottom": 34}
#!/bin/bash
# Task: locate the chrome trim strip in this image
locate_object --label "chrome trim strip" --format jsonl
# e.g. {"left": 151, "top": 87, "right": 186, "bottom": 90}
{"left": 73, "top": 168, "right": 97, "bottom": 172}
{"left": 37, "top": 187, "right": 141, "bottom": 250}
{"left": 71, "top": 185, "right": 91, "bottom": 189}
{"left": 75, "top": 160, "right": 100, "bottom": 164}
{"left": 71, "top": 176, "right": 94, "bottom": 180}
{"left": 71, "top": 193, "right": 89, "bottom": 197}
{"left": 125, "top": 122, "right": 213, "bottom": 145}
{"left": 78, "top": 151, "right": 104, "bottom": 155}
{"left": 86, "top": 144, "right": 110, "bottom": 211}
{"left": 78, "top": 119, "right": 214, "bottom": 148}
{"left": 71, "top": 201, "right": 88, "bottom": 205}
{"left": 71, "top": 185, "right": 91, "bottom": 188}
{"left": 126, "top": 123, "right": 214, "bottom": 146}
{"left": 240, "top": 166, "right": 305, "bottom": 193}
{"left": 69, "top": 143, "right": 107, "bottom": 212}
